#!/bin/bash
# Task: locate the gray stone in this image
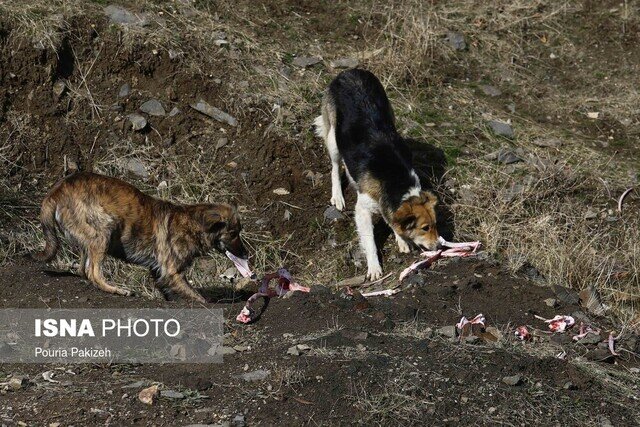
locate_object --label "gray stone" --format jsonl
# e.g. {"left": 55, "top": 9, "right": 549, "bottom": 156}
{"left": 584, "top": 209, "right": 598, "bottom": 220}
{"left": 118, "top": 83, "right": 131, "bottom": 98}
{"left": 123, "top": 158, "right": 149, "bottom": 179}
{"left": 552, "top": 285, "right": 580, "bottom": 306}
{"left": 140, "top": 99, "right": 165, "bottom": 116}
{"left": 446, "top": 31, "right": 466, "bottom": 50}
{"left": 232, "top": 414, "right": 245, "bottom": 427}
{"left": 331, "top": 57, "right": 359, "bottom": 69}
{"left": 168, "top": 106, "right": 180, "bottom": 117}
{"left": 215, "top": 137, "right": 229, "bottom": 149}
{"left": 53, "top": 80, "right": 66, "bottom": 98}
{"left": 324, "top": 206, "right": 345, "bottom": 221}
{"left": 576, "top": 332, "right": 602, "bottom": 345}
{"left": 292, "top": 56, "right": 322, "bottom": 68}
{"left": 237, "top": 369, "right": 270, "bottom": 382}
{"left": 127, "top": 113, "right": 147, "bottom": 131}
{"left": 122, "top": 380, "right": 150, "bottom": 389}
{"left": 160, "top": 389, "right": 185, "bottom": 399}
{"left": 218, "top": 346, "right": 237, "bottom": 355}
{"left": 480, "top": 85, "right": 502, "bottom": 97}
{"left": 191, "top": 100, "right": 237, "bottom": 126}
{"left": 497, "top": 150, "right": 522, "bottom": 164}
{"left": 287, "top": 344, "right": 311, "bottom": 356}
{"left": 436, "top": 325, "right": 456, "bottom": 338}
{"left": 488, "top": 120, "right": 514, "bottom": 138}
{"left": 544, "top": 298, "right": 558, "bottom": 308}
{"left": 220, "top": 267, "right": 237, "bottom": 281}
{"left": 104, "top": 5, "right": 147, "bottom": 26}
{"left": 502, "top": 374, "right": 522, "bottom": 386}
{"left": 532, "top": 138, "right": 562, "bottom": 148}
{"left": 283, "top": 209, "right": 292, "bottom": 221}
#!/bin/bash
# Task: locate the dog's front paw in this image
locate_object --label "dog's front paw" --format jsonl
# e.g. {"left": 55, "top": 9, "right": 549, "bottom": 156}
{"left": 366, "top": 264, "right": 383, "bottom": 281}
{"left": 396, "top": 237, "right": 411, "bottom": 253}
{"left": 331, "top": 193, "right": 346, "bottom": 211}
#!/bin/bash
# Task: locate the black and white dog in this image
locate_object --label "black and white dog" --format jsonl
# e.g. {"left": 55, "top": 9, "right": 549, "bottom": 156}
{"left": 315, "top": 69, "right": 439, "bottom": 280}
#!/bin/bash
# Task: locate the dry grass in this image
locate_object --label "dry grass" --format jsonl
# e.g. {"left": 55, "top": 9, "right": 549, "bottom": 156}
{"left": 351, "top": 373, "right": 435, "bottom": 425}
{"left": 0, "top": 0, "right": 638, "bottom": 324}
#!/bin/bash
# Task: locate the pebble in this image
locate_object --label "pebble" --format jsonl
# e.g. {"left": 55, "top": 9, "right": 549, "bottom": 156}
{"left": 272, "top": 188, "right": 290, "bottom": 195}
{"left": 215, "top": 137, "right": 229, "bottom": 149}
{"left": 480, "top": 84, "right": 501, "bottom": 97}
{"left": 502, "top": 374, "right": 523, "bottom": 386}
{"left": 435, "top": 325, "right": 456, "bottom": 338}
{"left": 323, "top": 206, "right": 345, "bottom": 221}
{"left": 168, "top": 106, "right": 180, "bottom": 117}
{"left": 446, "top": 31, "right": 466, "bottom": 50}
{"left": 576, "top": 332, "right": 602, "bottom": 345}
{"left": 140, "top": 99, "right": 165, "bottom": 116}
{"left": 488, "top": 120, "right": 514, "bottom": 138}
{"left": 287, "top": 344, "right": 311, "bottom": 356}
{"left": 122, "top": 158, "right": 149, "bottom": 179}
{"left": 118, "top": 83, "right": 131, "bottom": 98}
{"left": 127, "top": 113, "right": 147, "bottom": 131}
{"left": 218, "top": 347, "right": 237, "bottom": 355}
{"left": 292, "top": 56, "right": 322, "bottom": 68}
{"left": 160, "top": 389, "right": 185, "bottom": 399}
{"left": 330, "top": 57, "right": 359, "bottom": 69}
{"left": 190, "top": 100, "right": 237, "bottom": 126}
{"left": 544, "top": 298, "right": 558, "bottom": 308}
{"left": 53, "top": 80, "right": 66, "bottom": 98}
{"left": 237, "top": 369, "right": 270, "bottom": 382}
{"left": 138, "top": 384, "right": 159, "bottom": 405}
{"left": 532, "top": 137, "right": 562, "bottom": 148}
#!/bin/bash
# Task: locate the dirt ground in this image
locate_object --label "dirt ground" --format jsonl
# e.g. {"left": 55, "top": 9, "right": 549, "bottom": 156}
{"left": 1, "top": 1, "right": 639, "bottom": 426}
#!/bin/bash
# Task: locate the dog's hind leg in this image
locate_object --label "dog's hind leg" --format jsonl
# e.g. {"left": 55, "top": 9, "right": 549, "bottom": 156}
{"left": 85, "top": 240, "right": 131, "bottom": 297}
{"left": 355, "top": 193, "right": 382, "bottom": 280}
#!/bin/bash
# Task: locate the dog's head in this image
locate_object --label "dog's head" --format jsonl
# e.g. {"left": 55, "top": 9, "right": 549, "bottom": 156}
{"left": 391, "top": 191, "right": 439, "bottom": 250}
{"left": 199, "top": 204, "right": 247, "bottom": 259}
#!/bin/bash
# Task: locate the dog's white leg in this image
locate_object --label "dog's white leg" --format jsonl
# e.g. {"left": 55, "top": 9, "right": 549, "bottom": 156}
{"left": 326, "top": 125, "right": 345, "bottom": 211}
{"left": 394, "top": 231, "right": 411, "bottom": 253}
{"left": 355, "top": 193, "right": 382, "bottom": 280}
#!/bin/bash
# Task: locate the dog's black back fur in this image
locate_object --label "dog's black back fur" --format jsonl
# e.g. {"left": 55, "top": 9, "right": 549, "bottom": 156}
{"left": 329, "top": 69, "right": 416, "bottom": 209}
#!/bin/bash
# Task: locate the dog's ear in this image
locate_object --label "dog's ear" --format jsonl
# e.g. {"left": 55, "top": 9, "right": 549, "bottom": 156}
{"left": 201, "top": 210, "right": 226, "bottom": 233}
{"left": 420, "top": 190, "right": 438, "bottom": 207}
{"left": 393, "top": 202, "right": 417, "bottom": 231}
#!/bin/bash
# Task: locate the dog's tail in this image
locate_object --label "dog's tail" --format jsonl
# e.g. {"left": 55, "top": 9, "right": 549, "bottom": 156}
{"left": 313, "top": 115, "right": 326, "bottom": 140}
{"left": 31, "top": 197, "right": 59, "bottom": 262}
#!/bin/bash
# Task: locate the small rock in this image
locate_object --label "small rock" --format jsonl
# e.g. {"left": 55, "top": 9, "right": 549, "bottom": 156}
{"left": 502, "top": 374, "right": 522, "bottom": 386}
{"left": 122, "top": 380, "right": 149, "bottom": 389}
{"left": 53, "top": 80, "right": 66, "bottom": 98}
{"left": 544, "top": 298, "right": 558, "bottom": 308}
{"left": 292, "top": 56, "right": 322, "bottom": 68}
{"left": 123, "top": 158, "right": 149, "bottom": 179}
{"left": 127, "top": 113, "right": 147, "bottom": 131}
{"left": 563, "top": 381, "right": 576, "bottom": 390}
{"left": 435, "top": 325, "right": 456, "bottom": 338}
{"left": 330, "top": 57, "right": 359, "bottom": 69}
{"left": 446, "top": 31, "right": 466, "bottom": 50}
{"left": 585, "top": 348, "right": 616, "bottom": 363}
{"left": 480, "top": 85, "right": 502, "bottom": 97}
{"left": 324, "top": 206, "right": 345, "bottom": 221}
{"left": 532, "top": 138, "right": 562, "bottom": 148}
{"left": 586, "top": 112, "right": 600, "bottom": 119}
{"left": 584, "top": 209, "right": 598, "bottom": 220}
{"left": 104, "top": 5, "right": 147, "bottom": 26}
{"left": 238, "top": 369, "right": 270, "bottom": 382}
{"left": 118, "top": 83, "right": 131, "bottom": 98}
{"left": 168, "top": 106, "right": 180, "bottom": 117}
{"left": 218, "top": 347, "right": 237, "bottom": 355}
{"left": 576, "top": 332, "right": 602, "bottom": 345}
{"left": 190, "top": 100, "right": 237, "bottom": 126}
{"left": 235, "top": 277, "right": 257, "bottom": 293}
{"left": 232, "top": 414, "right": 245, "bottom": 427}
{"left": 220, "top": 267, "right": 237, "bottom": 281}
{"left": 283, "top": 209, "right": 292, "bottom": 221}
{"left": 287, "top": 344, "right": 311, "bottom": 356}
{"left": 140, "top": 99, "right": 165, "bottom": 116}
{"left": 215, "top": 137, "right": 228, "bottom": 149}
{"left": 488, "top": 120, "right": 514, "bottom": 138}
{"left": 160, "top": 389, "right": 185, "bottom": 399}
{"left": 233, "top": 345, "right": 249, "bottom": 352}
{"left": 273, "top": 188, "right": 290, "bottom": 196}
{"left": 552, "top": 285, "right": 580, "bottom": 306}
{"left": 138, "top": 384, "right": 159, "bottom": 405}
